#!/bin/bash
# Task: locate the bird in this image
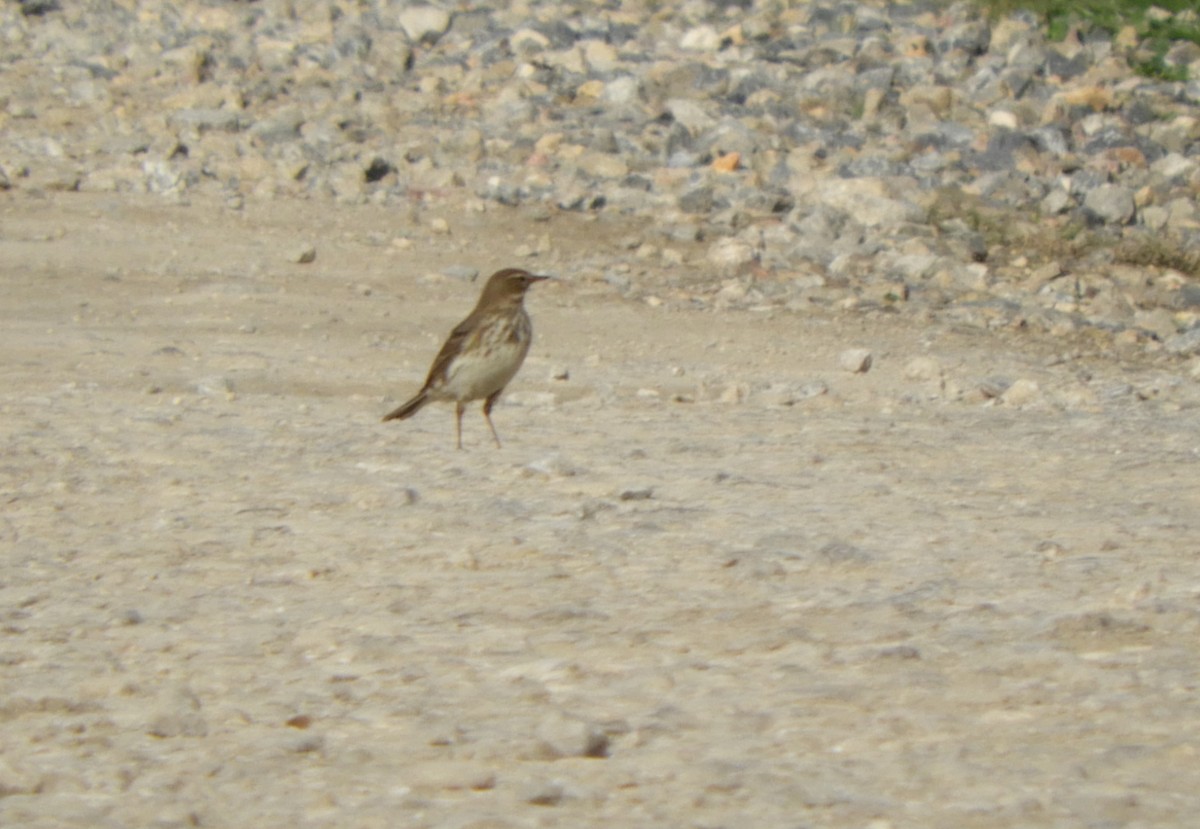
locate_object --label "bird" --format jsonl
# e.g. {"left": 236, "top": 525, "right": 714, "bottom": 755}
{"left": 382, "top": 267, "right": 549, "bottom": 449}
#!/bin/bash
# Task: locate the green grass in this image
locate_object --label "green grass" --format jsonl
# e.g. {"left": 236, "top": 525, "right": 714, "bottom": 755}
{"left": 927, "top": 188, "right": 1200, "bottom": 281}
{"left": 1117, "top": 234, "right": 1200, "bottom": 278}
{"left": 974, "top": 0, "right": 1200, "bottom": 81}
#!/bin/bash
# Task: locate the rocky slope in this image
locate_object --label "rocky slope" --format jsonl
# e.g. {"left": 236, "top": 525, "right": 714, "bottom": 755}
{"left": 3, "top": 0, "right": 1200, "bottom": 367}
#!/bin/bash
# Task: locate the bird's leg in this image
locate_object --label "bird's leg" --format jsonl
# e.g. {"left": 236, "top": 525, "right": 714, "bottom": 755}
{"left": 483, "top": 394, "right": 503, "bottom": 448}
{"left": 455, "top": 401, "right": 465, "bottom": 450}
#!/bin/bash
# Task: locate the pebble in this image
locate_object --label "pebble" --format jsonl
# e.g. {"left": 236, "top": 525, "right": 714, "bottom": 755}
{"left": 718, "top": 383, "right": 747, "bottom": 403}
{"left": 977, "top": 377, "right": 1011, "bottom": 399}
{"left": 194, "top": 375, "right": 235, "bottom": 399}
{"left": 525, "top": 454, "right": 583, "bottom": 478}
{"left": 521, "top": 779, "right": 567, "bottom": 806}
{"left": 903, "top": 357, "right": 943, "bottom": 382}
{"left": 533, "top": 710, "right": 610, "bottom": 759}
{"left": 618, "top": 486, "right": 654, "bottom": 502}
{"left": 839, "top": 348, "right": 874, "bottom": 374}
{"left": 146, "top": 687, "right": 207, "bottom": 738}
{"left": 397, "top": 6, "right": 451, "bottom": 45}
{"left": 1001, "top": 378, "right": 1042, "bottom": 407}
{"left": 408, "top": 761, "right": 497, "bottom": 792}
{"left": 761, "top": 380, "right": 829, "bottom": 406}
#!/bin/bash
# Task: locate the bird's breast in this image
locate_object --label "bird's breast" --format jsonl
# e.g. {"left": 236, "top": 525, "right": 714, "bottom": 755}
{"left": 440, "top": 313, "right": 532, "bottom": 401}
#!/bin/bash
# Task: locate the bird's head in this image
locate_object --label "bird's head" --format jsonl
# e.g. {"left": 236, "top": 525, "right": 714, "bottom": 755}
{"left": 478, "top": 268, "right": 550, "bottom": 305}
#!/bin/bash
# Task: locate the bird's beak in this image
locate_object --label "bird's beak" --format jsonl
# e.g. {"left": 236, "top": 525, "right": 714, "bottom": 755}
{"left": 530, "top": 274, "right": 552, "bottom": 283}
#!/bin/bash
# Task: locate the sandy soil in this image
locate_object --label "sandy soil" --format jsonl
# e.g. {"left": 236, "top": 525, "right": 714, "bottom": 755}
{"left": 2, "top": 192, "right": 1199, "bottom": 828}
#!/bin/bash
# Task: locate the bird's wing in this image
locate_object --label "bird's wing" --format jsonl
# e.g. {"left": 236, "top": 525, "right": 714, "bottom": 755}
{"left": 422, "top": 310, "right": 482, "bottom": 387}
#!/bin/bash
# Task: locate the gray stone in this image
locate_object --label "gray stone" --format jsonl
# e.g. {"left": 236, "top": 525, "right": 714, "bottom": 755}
{"left": 1179, "top": 284, "right": 1200, "bottom": 309}
{"left": 166, "top": 108, "right": 245, "bottom": 134}
{"left": 678, "top": 187, "right": 715, "bottom": 214}
{"left": 1083, "top": 185, "right": 1136, "bottom": 225}
{"left": 1165, "top": 327, "right": 1200, "bottom": 356}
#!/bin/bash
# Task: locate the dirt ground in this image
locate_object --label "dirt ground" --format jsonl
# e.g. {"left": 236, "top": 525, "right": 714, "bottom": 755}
{"left": 2, "top": 192, "right": 1199, "bottom": 828}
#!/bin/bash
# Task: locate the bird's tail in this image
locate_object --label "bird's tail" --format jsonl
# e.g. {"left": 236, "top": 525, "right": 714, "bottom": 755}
{"left": 382, "top": 390, "right": 428, "bottom": 422}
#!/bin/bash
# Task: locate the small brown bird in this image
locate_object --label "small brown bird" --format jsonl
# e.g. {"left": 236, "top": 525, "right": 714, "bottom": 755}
{"left": 383, "top": 267, "right": 549, "bottom": 449}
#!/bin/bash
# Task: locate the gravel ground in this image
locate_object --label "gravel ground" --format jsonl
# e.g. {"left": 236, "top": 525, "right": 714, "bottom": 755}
{"left": 2, "top": 192, "right": 1199, "bottom": 828}
{"left": 3, "top": 0, "right": 1200, "bottom": 825}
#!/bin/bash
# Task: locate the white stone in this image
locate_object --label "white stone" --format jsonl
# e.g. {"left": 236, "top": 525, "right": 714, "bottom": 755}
{"left": 1001, "top": 378, "right": 1041, "bottom": 406}
{"left": 904, "top": 356, "right": 942, "bottom": 382}
{"left": 840, "top": 348, "right": 873, "bottom": 374}
{"left": 397, "top": 6, "right": 451, "bottom": 44}
{"left": 680, "top": 25, "right": 722, "bottom": 51}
